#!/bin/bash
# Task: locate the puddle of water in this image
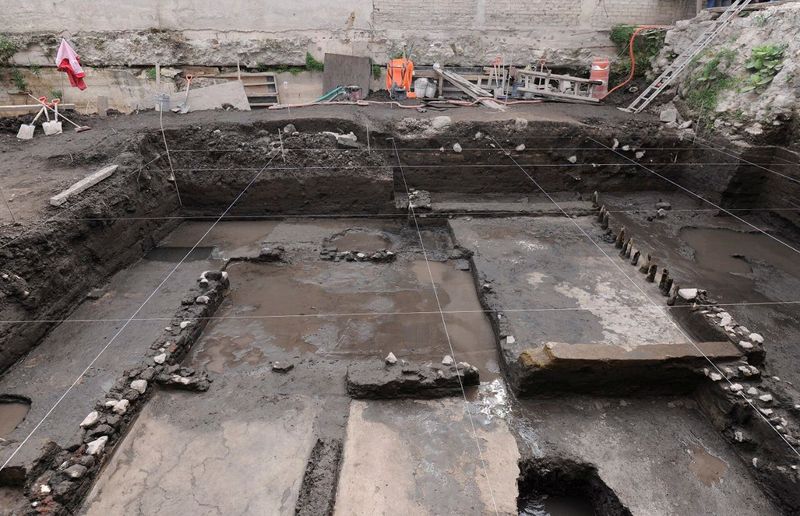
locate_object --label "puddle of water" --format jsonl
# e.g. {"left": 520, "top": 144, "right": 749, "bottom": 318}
{"left": 688, "top": 444, "right": 727, "bottom": 486}
{"left": 145, "top": 246, "right": 214, "bottom": 262}
{"left": 0, "top": 399, "right": 30, "bottom": 437}
{"left": 190, "top": 259, "right": 499, "bottom": 379}
{"left": 330, "top": 230, "right": 392, "bottom": 251}
{"left": 196, "top": 334, "right": 267, "bottom": 374}
{"left": 158, "top": 221, "right": 279, "bottom": 259}
{"left": 681, "top": 227, "right": 800, "bottom": 277}
{"left": 519, "top": 494, "right": 594, "bottom": 516}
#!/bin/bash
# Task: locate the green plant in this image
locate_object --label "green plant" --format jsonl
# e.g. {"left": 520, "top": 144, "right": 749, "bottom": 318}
{"left": 741, "top": 44, "right": 784, "bottom": 92}
{"left": 50, "top": 89, "right": 63, "bottom": 100}
{"left": 753, "top": 13, "right": 769, "bottom": 27}
{"left": 609, "top": 24, "right": 666, "bottom": 79}
{"left": 305, "top": 52, "right": 324, "bottom": 72}
{"left": 0, "top": 35, "right": 16, "bottom": 66}
{"left": 685, "top": 49, "right": 737, "bottom": 119}
{"left": 29, "top": 64, "right": 41, "bottom": 76}
{"left": 371, "top": 63, "right": 382, "bottom": 80}
{"left": 10, "top": 68, "right": 27, "bottom": 91}
{"left": 256, "top": 63, "right": 303, "bottom": 74}
{"left": 145, "top": 67, "right": 157, "bottom": 80}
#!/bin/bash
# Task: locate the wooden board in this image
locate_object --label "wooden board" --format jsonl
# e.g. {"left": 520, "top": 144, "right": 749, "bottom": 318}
{"left": 215, "top": 72, "right": 279, "bottom": 107}
{"left": 322, "top": 54, "right": 371, "bottom": 96}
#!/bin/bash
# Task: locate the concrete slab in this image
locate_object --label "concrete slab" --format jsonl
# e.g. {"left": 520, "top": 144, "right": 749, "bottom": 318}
{"left": 0, "top": 248, "right": 218, "bottom": 474}
{"left": 516, "top": 396, "right": 780, "bottom": 515}
{"left": 82, "top": 390, "right": 317, "bottom": 515}
{"left": 335, "top": 399, "right": 519, "bottom": 515}
{"left": 168, "top": 81, "right": 250, "bottom": 113}
{"left": 49, "top": 165, "right": 118, "bottom": 206}
{"left": 449, "top": 215, "right": 688, "bottom": 393}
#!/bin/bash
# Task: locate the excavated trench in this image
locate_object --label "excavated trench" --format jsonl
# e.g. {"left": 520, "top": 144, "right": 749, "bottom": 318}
{"left": 1, "top": 117, "right": 799, "bottom": 514}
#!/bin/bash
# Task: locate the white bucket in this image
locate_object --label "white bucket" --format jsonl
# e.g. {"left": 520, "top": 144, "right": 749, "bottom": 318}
{"left": 414, "top": 77, "right": 429, "bottom": 96}
{"left": 425, "top": 81, "right": 437, "bottom": 98}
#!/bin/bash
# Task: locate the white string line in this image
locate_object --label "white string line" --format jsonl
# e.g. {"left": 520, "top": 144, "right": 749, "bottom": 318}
{"left": 164, "top": 161, "right": 783, "bottom": 172}
{"left": 0, "top": 154, "right": 166, "bottom": 251}
{"left": 0, "top": 153, "right": 277, "bottom": 472}
{"left": 159, "top": 108, "right": 183, "bottom": 206}
{"left": 0, "top": 183, "right": 16, "bottom": 223}
{"left": 14, "top": 205, "right": 800, "bottom": 224}
{"left": 162, "top": 144, "right": 797, "bottom": 154}
{"left": 0, "top": 300, "right": 798, "bottom": 325}
{"left": 164, "top": 146, "right": 772, "bottom": 155}
{"left": 390, "top": 137, "right": 500, "bottom": 515}
{"left": 694, "top": 139, "right": 800, "bottom": 185}
{"left": 589, "top": 137, "right": 800, "bottom": 257}
{"left": 493, "top": 135, "right": 800, "bottom": 460}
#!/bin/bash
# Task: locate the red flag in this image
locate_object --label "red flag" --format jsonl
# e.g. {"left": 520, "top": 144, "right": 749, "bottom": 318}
{"left": 55, "top": 38, "right": 87, "bottom": 90}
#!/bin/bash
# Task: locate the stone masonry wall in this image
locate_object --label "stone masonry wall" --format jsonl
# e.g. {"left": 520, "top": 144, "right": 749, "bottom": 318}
{"left": 1, "top": 0, "right": 697, "bottom": 69}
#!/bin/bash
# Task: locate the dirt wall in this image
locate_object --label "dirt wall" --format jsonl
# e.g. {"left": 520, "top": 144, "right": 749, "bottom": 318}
{"left": 0, "top": 156, "right": 179, "bottom": 373}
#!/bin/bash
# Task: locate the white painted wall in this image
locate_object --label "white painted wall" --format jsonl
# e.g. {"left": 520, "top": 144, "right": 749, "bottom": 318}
{"left": 4, "top": 0, "right": 373, "bottom": 33}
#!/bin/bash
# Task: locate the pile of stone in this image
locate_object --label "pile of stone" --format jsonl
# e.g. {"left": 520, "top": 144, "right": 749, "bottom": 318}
{"left": 346, "top": 354, "right": 479, "bottom": 399}
{"left": 319, "top": 246, "right": 395, "bottom": 263}
{"left": 155, "top": 365, "right": 212, "bottom": 391}
{"left": 26, "top": 270, "right": 229, "bottom": 512}
{"left": 255, "top": 245, "right": 285, "bottom": 262}
{"left": 407, "top": 189, "right": 432, "bottom": 211}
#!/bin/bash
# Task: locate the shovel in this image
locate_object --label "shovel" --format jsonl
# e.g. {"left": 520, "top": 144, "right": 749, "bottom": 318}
{"left": 43, "top": 98, "right": 63, "bottom": 136}
{"left": 16, "top": 103, "right": 47, "bottom": 140}
{"left": 172, "top": 75, "right": 193, "bottom": 114}
{"left": 27, "top": 93, "right": 91, "bottom": 132}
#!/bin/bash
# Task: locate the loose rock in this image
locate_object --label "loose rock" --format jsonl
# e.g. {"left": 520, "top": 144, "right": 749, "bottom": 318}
{"left": 272, "top": 361, "right": 294, "bottom": 373}
{"left": 86, "top": 436, "right": 108, "bottom": 456}
{"left": 130, "top": 379, "right": 147, "bottom": 394}
{"left": 64, "top": 464, "right": 87, "bottom": 480}
{"left": 79, "top": 411, "right": 99, "bottom": 429}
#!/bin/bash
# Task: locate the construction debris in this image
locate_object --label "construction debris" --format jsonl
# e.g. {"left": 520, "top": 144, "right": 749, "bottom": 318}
{"left": 433, "top": 64, "right": 506, "bottom": 111}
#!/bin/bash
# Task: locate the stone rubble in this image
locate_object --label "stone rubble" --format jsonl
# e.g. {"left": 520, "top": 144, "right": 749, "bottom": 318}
{"left": 346, "top": 358, "right": 480, "bottom": 399}
{"left": 319, "top": 246, "right": 395, "bottom": 263}
{"left": 22, "top": 270, "right": 229, "bottom": 512}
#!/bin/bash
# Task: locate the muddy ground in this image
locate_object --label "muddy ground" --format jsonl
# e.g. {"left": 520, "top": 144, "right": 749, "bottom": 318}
{"left": 0, "top": 103, "right": 799, "bottom": 515}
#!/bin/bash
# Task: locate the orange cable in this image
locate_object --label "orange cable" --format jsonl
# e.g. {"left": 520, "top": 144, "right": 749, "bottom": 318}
{"left": 603, "top": 25, "right": 668, "bottom": 99}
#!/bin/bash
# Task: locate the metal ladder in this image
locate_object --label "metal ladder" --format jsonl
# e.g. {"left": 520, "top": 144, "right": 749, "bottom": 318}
{"left": 622, "top": 0, "right": 753, "bottom": 113}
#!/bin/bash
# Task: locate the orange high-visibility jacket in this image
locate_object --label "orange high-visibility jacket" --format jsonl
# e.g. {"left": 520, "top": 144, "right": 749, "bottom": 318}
{"left": 386, "top": 58, "right": 414, "bottom": 90}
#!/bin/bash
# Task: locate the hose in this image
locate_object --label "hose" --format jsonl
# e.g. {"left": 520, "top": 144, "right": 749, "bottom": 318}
{"left": 603, "top": 25, "right": 668, "bottom": 99}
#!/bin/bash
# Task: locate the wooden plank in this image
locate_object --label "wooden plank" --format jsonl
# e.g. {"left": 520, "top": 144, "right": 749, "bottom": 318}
{"left": 0, "top": 103, "right": 76, "bottom": 114}
{"left": 323, "top": 53, "right": 371, "bottom": 97}
{"left": 707, "top": 0, "right": 797, "bottom": 13}
{"left": 50, "top": 165, "right": 118, "bottom": 207}
{"left": 517, "top": 70, "right": 602, "bottom": 85}
{"left": 434, "top": 68, "right": 506, "bottom": 111}
{"left": 515, "top": 86, "right": 599, "bottom": 103}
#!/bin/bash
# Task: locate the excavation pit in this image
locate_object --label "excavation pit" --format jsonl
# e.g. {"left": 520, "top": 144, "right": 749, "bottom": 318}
{"left": 517, "top": 457, "right": 630, "bottom": 516}
{"left": 0, "top": 108, "right": 797, "bottom": 513}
